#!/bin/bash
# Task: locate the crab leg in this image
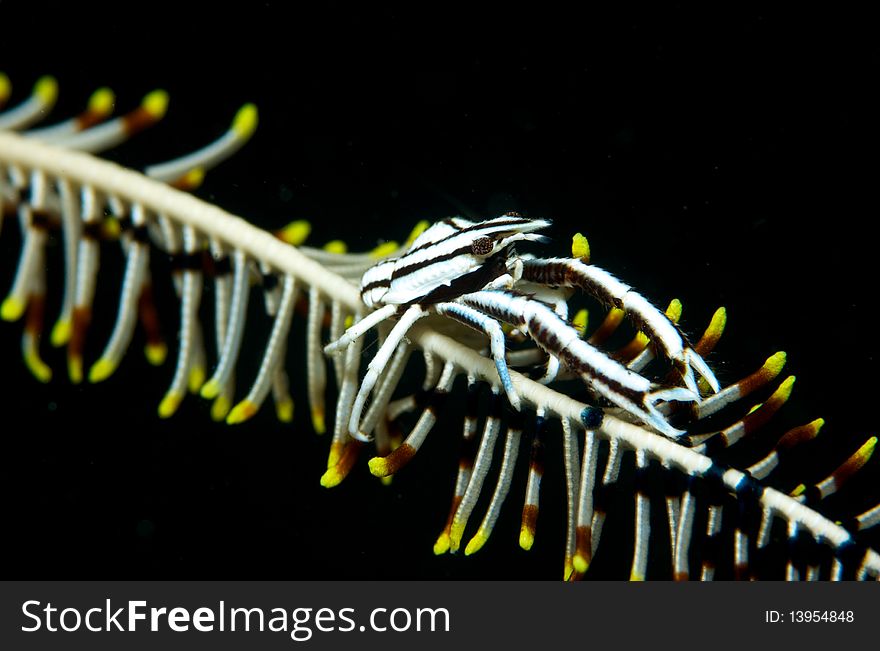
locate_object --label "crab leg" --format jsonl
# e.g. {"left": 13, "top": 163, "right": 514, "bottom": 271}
{"left": 434, "top": 301, "right": 521, "bottom": 410}
{"left": 347, "top": 304, "right": 429, "bottom": 439}
{"left": 324, "top": 303, "right": 396, "bottom": 355}
{"left": 461, "top": 290, "right": 697, "bottom": 438}
{"left": 520, "top": 257, "right": 719, "bottom": 395}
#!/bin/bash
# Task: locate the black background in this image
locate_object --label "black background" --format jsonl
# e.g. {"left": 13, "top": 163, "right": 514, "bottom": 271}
{"left": 1, "top": 2, "right": 878, "bottom": 579}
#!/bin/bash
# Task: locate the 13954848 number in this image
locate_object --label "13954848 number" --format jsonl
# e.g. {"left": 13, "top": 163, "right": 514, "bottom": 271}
{"left": 790, "top": 611, "right": 854, "bottom": 623}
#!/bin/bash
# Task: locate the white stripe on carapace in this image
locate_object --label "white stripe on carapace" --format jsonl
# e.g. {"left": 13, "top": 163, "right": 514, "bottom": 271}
{"left": 359, "top": 215, "right": 550, "bottom": 308}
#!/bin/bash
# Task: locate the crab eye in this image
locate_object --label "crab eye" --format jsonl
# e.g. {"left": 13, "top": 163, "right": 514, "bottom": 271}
{"left": 471, "top": 236, "right": 494, "bottom": 256}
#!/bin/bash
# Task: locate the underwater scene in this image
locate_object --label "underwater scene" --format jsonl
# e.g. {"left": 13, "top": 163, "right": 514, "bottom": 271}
{"left": 1, "top": 3, "right": 878, "bottom": 580}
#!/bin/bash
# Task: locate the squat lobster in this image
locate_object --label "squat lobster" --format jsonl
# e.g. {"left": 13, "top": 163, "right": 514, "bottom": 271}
{"left": 324, "top": 213, "right": 719, "bottom": 440}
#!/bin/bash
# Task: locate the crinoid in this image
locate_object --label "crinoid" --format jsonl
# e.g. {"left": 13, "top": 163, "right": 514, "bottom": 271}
{"left": 1, "top": 69, "right": 878, "bottom": 581}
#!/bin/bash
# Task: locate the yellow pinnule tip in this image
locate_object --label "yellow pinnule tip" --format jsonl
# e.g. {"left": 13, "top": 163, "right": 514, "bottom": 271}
{"left": 320, "top": 466, "right": 345, "bottom": 488}
{"left": 406, "top": 220, "right": 430, "bottom": 247}
{"left": 212, "top": 395, "right": 232, "bottom": 422}
{"left": 448, "top": 523, "right": 465, "bottom": 552}
{"left": 275, "top": 398, "right": 294, "bottom": 423}
{"left": 709, "top": 306, "right": 727, "bottom": 332}
{"left": 277, "top": 220, "right": 311, "bottom": 246}
{"left": 226, "top": 399, "right": 257, "bottom": 425}
{"left": 327, "top": 443, "right": 344, "bottom": 469}
{"left": 464, "top": 530, "right": 488, "bottom": 556}
{"left": 87, "top": 87, "right": 115, "bottom": 117}
{"left": 572, "top": 308, "right": 588, "bottom": 335}
{"left": 370, "top": 241, "right": 399, "bottom": 258}
{"left": 311, "top": 408, "right": 326, "bottom": 434}
{"left": 50, "top": 319, "right": 72, "bottom": 347}
{"left": 856, "top": 436, "right": 878, "bottom": 462}
{"left": 68, "top": 356, "right": 83, "bottom": 384}
{"left": 177, "top": 167, "right": 205, "bottom": 190}
{"left": 188, "top": 366, "right": 206, "bottom": 393}
{"left": 433, "top": 532, "right": 451, "bottom": 555}
{"left": 778, "top": 375, "right": 796, "bottom": 398}
{"left": 380, "top": 475, "right": 393, "bottom": 486}
{"left": 367, "top": 456, "right": 391, "bottom": 477}
{"left": 629, "top": 571, "right": 646, "bottom": 582}
{"left": 34, "top": 75, "right": 58, "bottom": 106}
{"left": 519, "top": 527, "right": 535, "bottom": 551}
{"left": 571, "top": 232, "right": 590, "bottom": 261}
{"left": 141, "top": 89, "right": 169, "bottom": 120}
{"left": 0, "top": 72, "right": 11, "bottom": 103}
{"left": 573, "top": 554, "right": 589, "bottom": 574}
{"left": 232, "top": 102, "right": 259, "bottom": 139}
{"left": 764, "top": 351, "right": 787, "bottom": 376}
{"left": 1, "top": 296, "right": 26, "bottom": 321}
{"left": 158, "top": 392, "right": 183, "bottom": 418}
{"left": 88, "top": 357, "right": 117, "bottom": 383}
{"left": 812, "top": 417, "right": 826, "bottom": 434}
{"left": 144, "top": 342, "right": 167, "bottom": 366}
{"left": 323, "top": 240, "right": 347, "bottom": 254}
{"left": 666, "top": 298, "right": 683, "bottom": 322}
{"left": 791, "top": 483, "right": 806, "bottom": 497}
{"left": 25, "top": 350, "right": 52, "bottom": 383}
{"left": 102, "top": 217, "right": 121, "bottom": 239}
{"left": 199, "top": 378, "right": 221, "bottom": 400}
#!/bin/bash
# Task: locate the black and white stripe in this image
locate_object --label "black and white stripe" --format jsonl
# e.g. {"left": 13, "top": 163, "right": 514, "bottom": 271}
{"left": 329, "top": 215, "right": 718, "bottom": 439}
{"left": 460, "top": 289, "right": 697, "bottom": 438}
{"left": 521, "top": 257, "right": 719, "bottom": 394}
{"left": 360, "top": 215, "right": 550, "bottom": 308}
